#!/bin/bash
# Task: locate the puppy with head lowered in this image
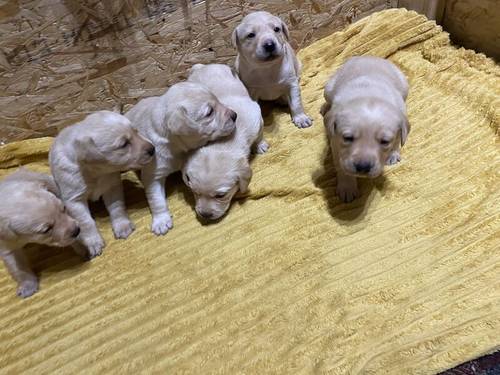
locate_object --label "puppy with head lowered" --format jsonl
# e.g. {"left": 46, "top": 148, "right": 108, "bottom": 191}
{"left": 125, "top": 81, "right": 237, "bottom": 234}
{"left": 321, "top": 56, "right": 410, "bottom": 203}
{"left": 0, "top": 169, "right": 80, "bottom": 298}
{"left": 183, "top": 63, "right": 268, "bottom": 221}
{"left": 50, "top": 111, "right": 155, "bottom": 258}
{"left": 233, "top": 11, "right": 312, "bottom": 129}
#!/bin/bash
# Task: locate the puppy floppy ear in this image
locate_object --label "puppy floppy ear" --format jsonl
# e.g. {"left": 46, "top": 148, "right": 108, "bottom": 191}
{"left": 0, "top": 219, "right": 16, "bottom": 241}
{"left": 322, "top": 107, "right": 337, "bottom": 135}
{"left": 167, "top": 106, "right": 191, "bottom": 135}
{"left": 74, "top": 135, "right": 102, "bottom": 163}
{"left": 39, "top": 175, "right": 61, "bottom": 197}
{"left": 236, "top": 157, "right": 252, "bottom": 194}
{"left": 281, "top": 20, "right": 290, "bottom": 41}
{"left": 231, "top": 27, "right": 239, "bottom": 48}
{"left": 400, "top": 114, "right": 410, "bottom": 146}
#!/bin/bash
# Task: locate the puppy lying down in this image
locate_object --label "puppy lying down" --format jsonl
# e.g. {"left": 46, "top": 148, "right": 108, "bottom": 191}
{"left": 0, "top": 169, "right": 80, "bottom": 298}
{"left": 233, "top": 11, "right": 312, "bottom": 129}
{"left": 126, "top": 81, "right": 237, "bottom": 235}
{"left": 50, "top": 111, "right": 155, "bottom": 258}
{"left": 321, "top": 56, "right": 410, "bottom": 202}
{"left": 183, "top": 63, "right": 268, "bottom": 221}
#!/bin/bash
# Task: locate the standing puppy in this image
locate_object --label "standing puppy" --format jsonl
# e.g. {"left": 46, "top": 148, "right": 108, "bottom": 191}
{"left": 321, "top": 56, "right": 410, "bottom": 203}
{"left": 125, "top": 82, "right": 237, "bottom": 235}
{"left": 233, "top": 11, "right": 312, "bottom": 128}
{"left": 183, "top": 63, "right": 268, "bottom": 221}
{"left": 50, "top": 111, "right": 155, "bottom": 258}
{"left": 0, "top": 169, "right": 80, "bottom": 298}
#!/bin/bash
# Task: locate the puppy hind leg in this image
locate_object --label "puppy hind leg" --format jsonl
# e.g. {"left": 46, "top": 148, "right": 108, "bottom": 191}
{"left": 103, "top": 174, "right": 135, "bottom": 240}
{"left": 1, "top": 250, "right": 38, "bottom": 298}
{"left": 288, "top": 80, "right": 312, "bottom": 128}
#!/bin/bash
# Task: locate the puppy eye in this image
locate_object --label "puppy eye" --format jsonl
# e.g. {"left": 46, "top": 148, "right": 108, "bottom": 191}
{"left": 215, "top": 192, "right": 226, "bottom": 199}
{"left": 247, "top": 32, "right": 255, "bottom": 39}
{"left": 343, "top": 135, "right": 354, "bottom": 143}
{"left": 40, "top": 224, "right": 53, "bottom": 234}
{"left": 205, "top": 106, "right": 214, "bottom": 118}
{"left": 119, "top": 139, "right": 130, "bottom": 149}
{"left": 380, "top": 139, "right": 392, "bottom": 146}
{"left": 274, "top": 26, "right": 281, "bottom": 32}
{"left": 185, "top": 174, "right": 191, "bottom": 183}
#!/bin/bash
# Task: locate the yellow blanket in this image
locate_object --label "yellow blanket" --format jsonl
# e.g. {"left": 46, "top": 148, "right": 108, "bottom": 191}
{"left": 0, "top": 9, "right": 498, "bottom": 374}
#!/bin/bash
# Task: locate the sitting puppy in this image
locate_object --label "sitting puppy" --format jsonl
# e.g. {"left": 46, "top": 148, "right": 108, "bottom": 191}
{"left": 125, "top": 81, "right": 237, "bottom": 235}
{"left": 320, "top": 56, "right": 410, "bottom": 203}
{"left": 183, "top": 63, "right": 268, "bottom": 221}
{"left": 0, "top": 169, "right": 80, "bottom": 298}
{"left": 233, "top": 11, "right": 312, "bottom": 129}
{"left": 50, "top": 111, "right": 155, "bottom": 258}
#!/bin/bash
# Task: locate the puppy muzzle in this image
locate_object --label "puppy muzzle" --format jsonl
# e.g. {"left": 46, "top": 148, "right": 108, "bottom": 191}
{"left": 256, "top": 38, "right": 283, "bottom": 62}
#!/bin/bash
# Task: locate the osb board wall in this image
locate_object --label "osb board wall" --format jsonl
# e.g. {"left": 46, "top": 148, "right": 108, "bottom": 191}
{"left": 0, "top": 0, "right": 389, "bottom": 144}
{"left": 393, "top": 0, "right": 499, "bottom": 61}
{"left": 442, "top": 0, "right": 500, "bottom": 62}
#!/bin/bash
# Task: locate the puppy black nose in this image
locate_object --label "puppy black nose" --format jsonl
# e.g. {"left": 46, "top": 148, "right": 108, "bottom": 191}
{"left": 147, "top": 146, "right": 155, "bottom": 156}
{"left": 230, "top": 111, "right": 238, "bottom": 122}
{"left": 71, "top": 226, "right": 81, "bottom": 238}
{"left": 355, "top": 161, "right": 373, "bottom": 174}
{"left": 263, "top": 40, "right": 276, "bottom": 53}
{"left": 198, "top": 211, "right": 214, "bottom": 220}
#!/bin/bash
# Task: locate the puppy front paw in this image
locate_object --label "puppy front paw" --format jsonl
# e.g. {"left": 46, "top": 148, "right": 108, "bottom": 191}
{"left": 254, "top": 139, "right": 269, "bottom": 154}
{"left": 84, "top": 235, "right": 106, "bottom": 259}
{"left": 112, "top": 219, "right": 135, "bottom": 240}
{"left": 292, "top": 113, "right": 313, "bottom": 129}
{"left": 17, "top": 278, "right": 39, "bottom": 298}
{"left": 151, "top": 213, "right": 173, "bottom": 236}
{"left": 336, "top": 181, "right": 359, "bottom": 203}
{"left": 386, "top": 150, "right": 401, "bottom": 165}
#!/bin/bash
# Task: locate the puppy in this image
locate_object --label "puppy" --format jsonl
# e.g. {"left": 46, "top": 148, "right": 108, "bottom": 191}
{"left": 125, "top": 81, "right": 237, "bottom": 235}
{"left": 233, "top": 11, "right": 312, "bottom": 129}
{"left": 50, "top": 111, "right": 155, "bottom": 258}
{"left": 0, "top": 169, "right": 80, "bottom": 298}
{"left": 183, "top": 63, "right": 268, "bottom": 220}
{"left": 320, "top": 56, "right": 410, "bottom": 203}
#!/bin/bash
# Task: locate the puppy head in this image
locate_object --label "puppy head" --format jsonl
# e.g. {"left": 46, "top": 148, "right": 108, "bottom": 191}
{"left": 76, "top": 111, "right": 155, "bottom": 171}
{"left": 183, "top": 150, "right": 252, "bottom": 221}
{"left": 0, "top": 189, "right": 80, "bottom": 247}
{"left": 164, "top": 82, "right": 237, "bottom": 148}
{"left": 325, "top": 98, "right": 408, "bottom": 178}
{"left": 232, "top": 11, "right": 289, "bottom": 64}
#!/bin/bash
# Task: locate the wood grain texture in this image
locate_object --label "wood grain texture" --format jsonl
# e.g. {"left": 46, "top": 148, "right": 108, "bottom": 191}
{"left": 0, "top": 0, "right": 387, "bottom": 143}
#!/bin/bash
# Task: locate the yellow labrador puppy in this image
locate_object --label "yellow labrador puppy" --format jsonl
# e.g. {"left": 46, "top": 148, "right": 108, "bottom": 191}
{"left": 50, "top": 111, "right": 155, "bottom": 258}
{"left": 0, "top": 169, "right": 80, "bottom": 298}
{"left": 233, "top": 11, "right": 312, "bottom": 129}
{"left": 321, "top": 56, "right": 410, "bottom": 203}
{"left": 125, "top": 82, "right": 237, "bottom": 235}
{"left": 183, "top": 63, "right": 268, "bottom": 221}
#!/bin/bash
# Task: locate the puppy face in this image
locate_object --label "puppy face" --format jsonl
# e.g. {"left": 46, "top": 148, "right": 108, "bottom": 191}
{"left": 233, "top": 11, "right": 289, "bottom": 64}
{"left": 1, "top": 189, "right": 80, "bottom": 247}
{"left": 77, "top": 112, "right": 155, "bottom": 171}
{"left": 183, "top": 151, "right": 251, "bottom": 221}
{"left": 327, "top": 99, "right": 406, "bottom": 178}
{"left": 166, "top": 82, "right": 237, "bottom": 144}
